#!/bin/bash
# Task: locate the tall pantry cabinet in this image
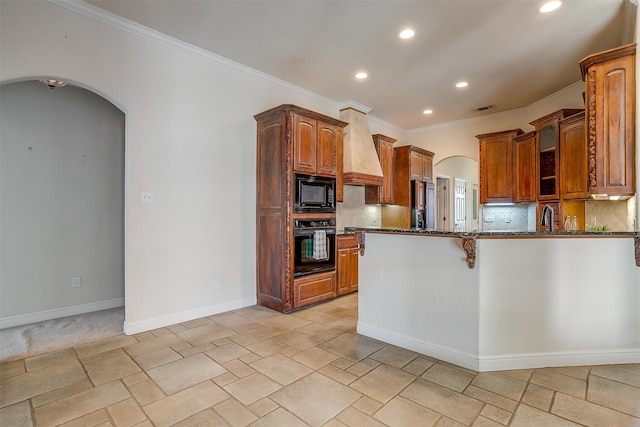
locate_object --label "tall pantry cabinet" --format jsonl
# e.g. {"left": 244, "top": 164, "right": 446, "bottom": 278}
{"left": 254, "top": 105, "right": 347, "bottom": 313}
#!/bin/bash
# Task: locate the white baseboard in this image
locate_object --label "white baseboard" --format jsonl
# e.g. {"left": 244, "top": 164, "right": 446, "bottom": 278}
{"left": 357, "top": 322, "right": 640, "bottom": 372}
{"left": 357, "top": 322, "right": 480, "bottom": 371}
{"left": 0, "top": 298, "right": 125, "bottom": 329}
{"left": 124, "top": 296, "right": 257, "bottom": 335}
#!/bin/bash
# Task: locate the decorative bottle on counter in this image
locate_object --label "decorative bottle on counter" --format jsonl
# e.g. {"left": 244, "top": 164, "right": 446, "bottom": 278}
{"left": 564, "top": 216, "right": 571, "bottom": 231}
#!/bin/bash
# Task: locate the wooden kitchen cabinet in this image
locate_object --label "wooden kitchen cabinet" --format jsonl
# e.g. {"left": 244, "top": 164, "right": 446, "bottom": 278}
{"left": 530, "top": 109, "right": 583, "bottom": 201}
{"left": 392, "top": 145, "right": 435, "bottom": 207}
{"left": 255, "top": 105, "right": 347, "bottom": 312}
{"left": 559, "top": 111, "right": 588, "bottom": 200}
{"left": 336, "top": 235, "right": 358, "bottom": 295}
{"left": 476, "top": 129, "right": 523, "bottom": 204}
{"left": 365, "top": 134, "right": 396, "bottom": 204}
{"left": 514, "top": 131, "right": 536, "bottom": 203}
{"left": 580, "top": 43, "right": 636, "bottom": 197}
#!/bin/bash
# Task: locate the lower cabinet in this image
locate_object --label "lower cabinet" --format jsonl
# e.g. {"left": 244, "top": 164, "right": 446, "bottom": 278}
{"left": 337, "top": 235, "right": 359, "bottom": 295}
{"left": 293, "top": 271, "right": 336, "bottom": 308}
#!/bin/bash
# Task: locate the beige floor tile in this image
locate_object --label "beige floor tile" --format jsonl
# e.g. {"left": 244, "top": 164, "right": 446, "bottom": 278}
{"left": 587, "top": 374, "right": 640, "bottom": 417}
{"left": 74, "top": 335, "right": 138, "bottom": 359}
{"left": 423, "top": 363, "right": 475, "bottom": 392}
{"left": 510, "top": 404, "right": 580, "bottom": 427}
{"left": 123, "top": 334, "right": 185, "bottom": 358}
{"left": 292, "top": 347, "right": 340, "bottom": 370}
{"left": 171, "top": 408, "right": 230, "bottom": 426}
{"left": 31, "top": 379, "right": 94, "bottom": 408}
{"left": 128, "top": 379, "right": 165, "bottom": 406}
{"left": 401, "top": 378, "right": 484, "bottom": 425}
{"left": 351, "top": 395, "right": 383, "bottom": 415}
{"left": 0, "top": 400, "right": 33, "bottom": 427}
{"left": 351, "top": 365, "right": 416, "bottom": 403}
{"left": 318, "top": 333, "right": 386, "bottom": 362}
{"left": 34, "top": 381, "right": 130, "bottom": 427}
{"left": 591, "top": 364, "right": 640, "bottom": 387}
{"left": 250, "top": 353, "right": 312, "bottom": 386}
{"left": 146, "top": 353, "right": 226, "bottom": 395}
{"left": 369, "top": 345, "right": 417, "bottom": 369}
{"left": 345, "top": 358, "right": 380, "bottom": 377}
{"left": 463, "top": 385, "right": 518, "bottom": 412}
{"left": 471, "top": 371, "right": 527, "bottom": 401}
{"left": 552, "top": 392, "right": 640, "bottom": 426}
{"left": 107, "top": 398, "right": 147, "bottom": 426}
{"left": 0, "top": 359, "right": 87, "bottom": 407}
{"left": 58, "top": 410, "right": 111, "bottom": 427}
{"left": 205, "top": 342, "right": 251, "bottom": 363}
{"left": 336, "top": 407, "right": 387, "bottom": 427}
{"left": 402, "top": 356, "right": 436, "bottom": 376}
{"left": 85, "top": 352, "right": 141, "bottom": 386}
{"left": 133, "top": 347, "right": 182, "bottom": 370}
{"left": 373, "top": 395, "right": 441, "bottom": 427}
{"left": 143, "top": 381, "right": 229, "bottom": 427}
{"left": 530, "top": 369, "right": 586, "bottom": 398}
{"left": 248, "top": 397, "right": 279, "bottom": 417}
{"left": 318, "top": 364, "right": 358, "bottom": 385}
{"left": 214, "top": 397, "right": 258, "bottom": 426}
{"left": 25, "top": 348, "right": 77, "bottom": 372}
{"left": 480, "top": 404, "right": 512, "bottom": 425}
{"left": 270, "top": 372, "right": 361, "bottom": 426}
{"left": 223, "top": 372, "right": 282, "bottom": 405}
{"left": 249, "top": 407, "right": 308, "bottom": 427}
{"left": 520, "top": 383, "right": 554, "bottom": 411}
{"left": 177, "top": 323, "right": 237, "bottom": 346}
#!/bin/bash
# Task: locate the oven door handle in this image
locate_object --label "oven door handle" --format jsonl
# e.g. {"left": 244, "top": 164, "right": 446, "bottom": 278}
{"left": 294, "top": 228, "right": 336, "bottom": 237}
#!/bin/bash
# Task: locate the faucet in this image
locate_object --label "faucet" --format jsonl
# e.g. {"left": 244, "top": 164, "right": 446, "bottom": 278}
{"left": 541, "top": 204, "right": 555, "bottom": 231}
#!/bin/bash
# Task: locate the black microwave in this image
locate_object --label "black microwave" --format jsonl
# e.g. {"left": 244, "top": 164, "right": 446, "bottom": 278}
{"left": 294, "top": 174, "right": 336, "bottom": 212}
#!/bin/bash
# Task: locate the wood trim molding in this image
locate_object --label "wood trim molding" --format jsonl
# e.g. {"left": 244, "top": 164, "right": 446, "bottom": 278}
{"left": 461, "top": 237, "right": 476, "bottom": 269}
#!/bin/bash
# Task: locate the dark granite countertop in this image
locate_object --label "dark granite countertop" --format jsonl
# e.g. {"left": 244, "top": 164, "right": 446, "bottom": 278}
{"left": 344, "top": 226, "right": 639, "bottom": 239}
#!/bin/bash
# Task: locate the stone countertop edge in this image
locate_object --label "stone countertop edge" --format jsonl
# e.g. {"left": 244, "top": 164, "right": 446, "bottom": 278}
{"left": 343, "top": 227, "right": 640, "bottom": 239}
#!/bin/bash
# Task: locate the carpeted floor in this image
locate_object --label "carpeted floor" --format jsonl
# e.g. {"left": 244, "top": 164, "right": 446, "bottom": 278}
{"left": 0, "top": 307, "right": 124, "bottom": 363}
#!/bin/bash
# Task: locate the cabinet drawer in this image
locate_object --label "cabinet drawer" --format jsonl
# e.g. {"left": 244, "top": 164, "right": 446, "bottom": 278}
{"left": 293, "top": 271, "right": 336, "bottom": 308}
{"left": 337, "top": 235, "right": 358, "bottom": 250}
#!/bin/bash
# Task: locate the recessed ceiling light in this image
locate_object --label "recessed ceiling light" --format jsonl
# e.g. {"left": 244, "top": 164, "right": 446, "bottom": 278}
{"left": 539, "top": 1, "right": 561, "bottom": 13}
{"left": 399, "top": 28, "right": 415, "bottom": 39}
{"left": 456, "top": 81, "right": 469, "bottom": 88}
{"left": 423, "top": 109, "right": 433, "bottom": 115}
{"left": 355, "top": 72, "right": 368, "bottom": 79}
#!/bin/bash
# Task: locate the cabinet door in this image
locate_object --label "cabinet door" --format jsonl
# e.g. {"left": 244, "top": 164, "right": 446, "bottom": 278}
{"left": 479, "top": 135, "right": 514, "bottom": 203}
{"left": 409, "top": 151, "right": 423, "bottom": 181}
{"left": 515, "top": 134, "right": 536, "bottom": 203}
{"left": 422, "top": 154, "right": 433, "bottom": 182}
{"left": 560, "top": 114, "right": 588, "bottom": 200}
{"left": 316, "top": 122, "right": 338, "bottom": 177}
{"left": 293, "top": 115, "right": 316, "bottom": 174}
{"left": 425, "top": 182, "right": 435, "bottom": 229}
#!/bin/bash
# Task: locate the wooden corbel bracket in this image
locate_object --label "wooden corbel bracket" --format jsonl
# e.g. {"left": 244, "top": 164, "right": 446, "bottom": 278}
{"left": 461, "top": 237, "right": 476, "bottom": 269}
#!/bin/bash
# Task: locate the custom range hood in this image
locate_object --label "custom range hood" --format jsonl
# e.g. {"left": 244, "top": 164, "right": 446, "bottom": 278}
{"left": 339, "top": 102, "right": 384, "bottom": 186}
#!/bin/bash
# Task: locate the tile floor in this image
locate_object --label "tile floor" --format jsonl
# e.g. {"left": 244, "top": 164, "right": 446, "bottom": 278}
{"left": 1, "top": 293, "right": 639, "bottom": 426}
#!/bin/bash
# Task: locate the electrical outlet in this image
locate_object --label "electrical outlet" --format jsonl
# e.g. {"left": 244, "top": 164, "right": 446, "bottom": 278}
{"left": 215, "top": 279, "right": 223, "bottom": 289}
{"left": 72, "top": 277, "right": 81, "bottom": 288}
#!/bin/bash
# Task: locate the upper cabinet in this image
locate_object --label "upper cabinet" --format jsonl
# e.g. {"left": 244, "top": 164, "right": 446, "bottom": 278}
{"left": 529, "top": 109, "right": 583, "bottom": 201}
{"left": 365, "top": 134, "right": 396, "bottom": 205}
{"left": 559, "top": 111, "right": 588, "bottom": 200}
{"left": 580, "top": 43, "right": 636, "bottom": 198}
{"left": 476, "top": 129, "right": 523, "bottom": 204}
{"left": 514, "top": 131, "right": 537, "bottom": 203}
{"left": 392, "top": 145, "right": 435, "bottom": 207}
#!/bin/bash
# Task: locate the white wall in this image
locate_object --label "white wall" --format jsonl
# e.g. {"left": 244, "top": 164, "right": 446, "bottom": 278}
{"left": 0, "top": 81, "right": 125, "bottom": 326}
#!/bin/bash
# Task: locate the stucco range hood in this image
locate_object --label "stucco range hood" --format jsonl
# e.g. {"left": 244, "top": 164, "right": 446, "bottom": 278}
{"left": 339, "top": 103, "right": 384, "bottom": 187}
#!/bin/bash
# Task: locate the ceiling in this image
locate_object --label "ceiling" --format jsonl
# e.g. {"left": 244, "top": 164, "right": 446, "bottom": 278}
{"left": 84, "top": 0, "right": 634, "bottom": 130}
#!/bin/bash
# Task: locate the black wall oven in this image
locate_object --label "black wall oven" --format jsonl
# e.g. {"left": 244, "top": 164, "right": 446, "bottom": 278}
{"left": 293, "top": 218, "right": 336, "bottom": 277}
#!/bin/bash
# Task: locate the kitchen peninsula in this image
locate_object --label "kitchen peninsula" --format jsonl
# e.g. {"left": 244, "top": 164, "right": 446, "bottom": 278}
{"left": 346, "top": 227, "right": 640, "bottom": 372}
